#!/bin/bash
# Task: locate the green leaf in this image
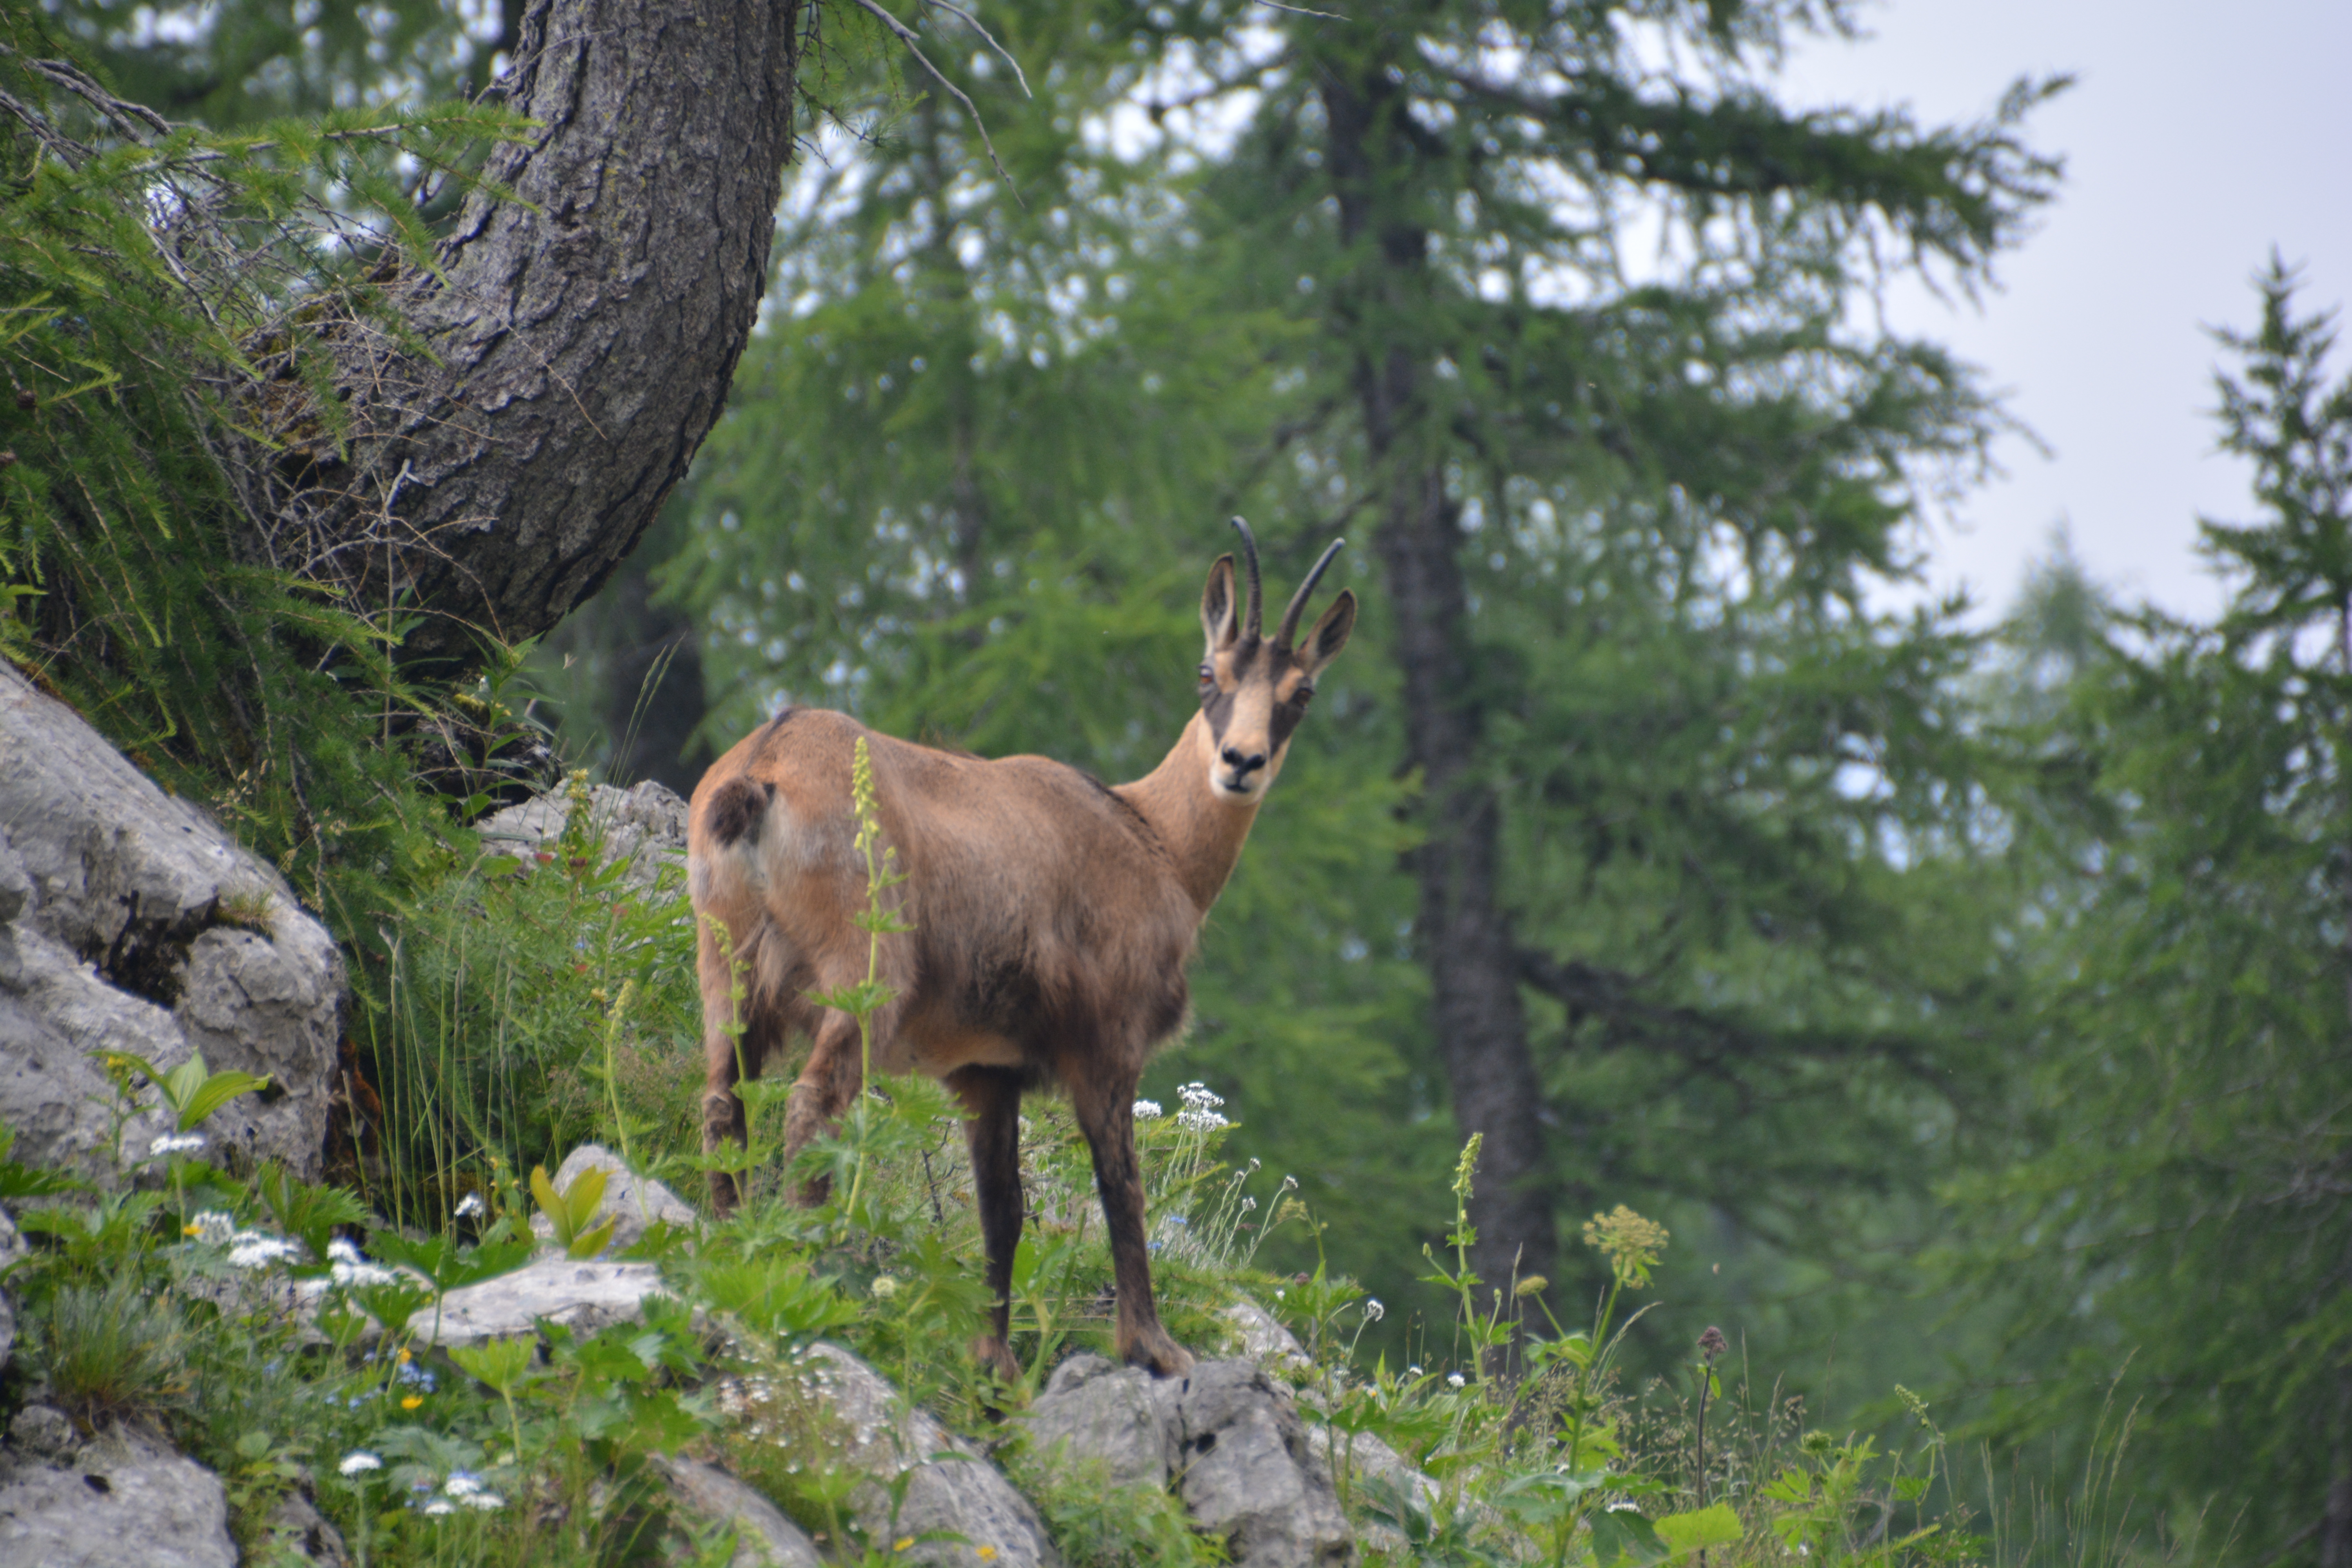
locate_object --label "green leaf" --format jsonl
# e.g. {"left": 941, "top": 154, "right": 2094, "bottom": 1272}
{"left": 1655, "top": 1503, "right": 1742, "bottom": 1557}
{"left": 177, "top": 1070, "right": 271, "bottom": 1131}
{"left": 1589, "top": 1509, "right": 1670, "bottom": 1567}
{"left": 563, "top": 1165, "right": 610, "bottom": 1234}
{"left": 449, "top": 1334, "right": 537, "bottom": 1394}
{"left": 566, "top": 1218, "right": 616, "bottom": 1260}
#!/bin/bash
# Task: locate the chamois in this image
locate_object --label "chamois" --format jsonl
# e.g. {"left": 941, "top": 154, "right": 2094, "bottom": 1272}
{"left": 687, "top": 520, "right": 1355, "bottom": 1379}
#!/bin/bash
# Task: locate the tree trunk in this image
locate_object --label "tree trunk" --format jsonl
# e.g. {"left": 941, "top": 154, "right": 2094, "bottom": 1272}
{"left": 1321, "top": 57, "right": 1561, "bottom": 1332}
{"left": 238, "top": 0, "right": 805, "bottom": 668}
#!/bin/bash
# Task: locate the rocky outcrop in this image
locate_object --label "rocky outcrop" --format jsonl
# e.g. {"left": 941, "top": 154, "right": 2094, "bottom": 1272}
{"left": 656, "top": 1454, "right": 823, "bottom": 1568}
{"left": 724, "top": 1343, "right": 1061, "bottom": 1568}
{"left": 411, "top": 1257, "right": 674, "bottom": 1348}
{"left": 1026, "top": 1354, "right": 1354, "bottom": 1568}
{"left": 476, "top": 779, "right": 689, "bottom": 894}
{"left": 0, "top": 664, "right": 346, "bottom": 1183}
{"left": 0, "top": 1205, "right": 22, "bottom": 1374}
{"left": 529, "top": 1143, "right": 700, "bottom": 1250}
{"left": 0, "top": 1419, "right": 238, "bottom": 1568}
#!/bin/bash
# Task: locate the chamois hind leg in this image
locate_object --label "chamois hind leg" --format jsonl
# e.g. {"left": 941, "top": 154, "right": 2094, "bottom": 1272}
{"left": 1070, "top": 1066, "right": 1193, "bottom": 1378}
{"left": 699, "top": 921, "right": 778, "bottom": 1216}
{"left": 780, "top": 1009, "right": 869, "bottom": 1207}
{"left": 949, "top": 1065, "right": 1027, "bottom": 1390}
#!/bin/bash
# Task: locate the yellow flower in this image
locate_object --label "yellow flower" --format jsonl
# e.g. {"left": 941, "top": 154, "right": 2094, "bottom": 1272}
{"left": 978, "top": 1551, "right": 998, "bottom": 1562}
{"left": 396, "top": 1347, "right": 412, "bottom": 1364}
{"left": 401, "top": 1395, "right": 424, "bottom": 1410}
{"left": 183, "top": 1223, "right": 201, "bottom": 1237}
{"left": 894, "top": 1539, "right": 915, "bottom": 1552}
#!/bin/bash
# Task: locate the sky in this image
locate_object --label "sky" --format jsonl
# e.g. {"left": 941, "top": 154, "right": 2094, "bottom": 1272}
{"left": 1778, "top": 0, "right": 2352, "bottom": 624}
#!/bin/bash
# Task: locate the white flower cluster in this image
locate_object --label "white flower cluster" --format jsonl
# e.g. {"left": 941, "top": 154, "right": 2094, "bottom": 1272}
{"left": 188, "top": 1210, "right": 237, "bottom": 1247}
{"left": 227, "top": 1231, "right": 302, "bottom": 1270}
{"left": 1132, "top": 1099, "right": 1164, "bottom": 1120}
{"left": 441, "top": 1472, "right": 503, "bottom": 1511}
{"left": 454, "top": 1192, "right": 486, "bottom": 1220}
{"left": 338, "top": 1452, "right": 382, "bottom": 1477}
{"left": 1363, "top": 1298, "right": 1385, "bottom": 1324}
{"left": 1175, "top": 1082, "right": 1228, "bottom": 1133}
{"left": 151, "top": 1133, "right": 207, "bottom": 1157}
{"left": 327, "top": 1236, "right": 399, "bottom": 1287}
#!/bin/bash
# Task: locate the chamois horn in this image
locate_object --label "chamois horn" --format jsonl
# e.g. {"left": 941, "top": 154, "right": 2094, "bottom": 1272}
{"left": 1276, "top": 537, "right": 1347, "bottom": 649}
{"left": 1230, "top": 516, "right": 1263, "bottom": 642}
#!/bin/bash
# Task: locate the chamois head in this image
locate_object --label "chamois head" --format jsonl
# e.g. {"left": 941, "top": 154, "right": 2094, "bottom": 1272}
{"left": 1196, "top": 517, "right": 1357, "bottom": 803}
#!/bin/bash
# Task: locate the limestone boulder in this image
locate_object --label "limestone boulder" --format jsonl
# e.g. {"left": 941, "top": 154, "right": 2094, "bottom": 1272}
{"left": 1024, "top": 1354, "right": 1354, "bottom": 1568}
{"left": 475, "top": 779, "right": 688, "bottom": 895}
{"left": 730, "top": 1343, "right": 1059, "bottom": 1567}
{"left": 409, "top": 1256, "right": 674, "bottom": 1348}
{"left": 0, "top": 664, "right": 345, "bottom": 1184}
{"left": 655, "top": 1454, "right": 822, "bottom": 1568}
{"left": 0, "top": 1423, "right": 238, "bottom": 1568}
{"left": 530, "top": 1143, "right": 701, "bottom": 1250}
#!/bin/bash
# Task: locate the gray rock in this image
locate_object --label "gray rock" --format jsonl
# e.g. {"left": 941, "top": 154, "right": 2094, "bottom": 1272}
{"left": 1308, "top": 1426, "right": 1443, "bottom": 1557}
{"left": 266, "top": 1488, "right": 351, "bottom": 1566}
{"left": 0, "top": 1206, "right": 22, "bottom": 1374}
{"left": 0, "top": 664, "right": 346, "bottom": 1185}
{"left": 1023, "top": 1353, "right": 1183, "bottom": 1492}
{"left": 475, "top": 780, "right": 688, "bottom": 895}
{"left": 655, "top": 1454, "right": 822, "bottom": 1568}
{"left": 530, "top": 1144, "right": 700, "bottom": 1251}
{"left": 1176, "top": 1361, "right": 1353, "bottom": 1568}
{"left": 1221, "top": 1298, "right": 1311, "bottom": 1370}
{"left": 792, "top": 1342, "right": 1060, "bottom": 1567}
{"left": 411, "top": 1256, "right": 674, "bottom": 1348}
{"left": 7, "top": 1404, "right": 78, "bottom": 1465}
{"left": 0, "top": 1424, "right": 237, "bottom": 1568}
{"left": 1022, "top": 1356, "right": 1354, "bottom": 1568}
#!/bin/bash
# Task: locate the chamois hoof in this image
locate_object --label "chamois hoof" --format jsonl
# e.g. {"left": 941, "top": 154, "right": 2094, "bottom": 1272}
{"left": 1122, "top": 1330, "right": 1196, "bottom": 1379}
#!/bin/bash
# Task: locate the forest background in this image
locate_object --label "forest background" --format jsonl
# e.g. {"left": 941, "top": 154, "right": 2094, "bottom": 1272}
{"left": 4, "top": 0, "right": 2348, "bottom": 1558}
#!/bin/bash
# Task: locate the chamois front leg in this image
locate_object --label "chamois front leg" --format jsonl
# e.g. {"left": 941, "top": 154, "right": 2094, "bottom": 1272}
{"left": 1072, "top": 1072, "right": 1194, "bottom": 1378}
{"left": 780, "top": 1011, "right": 866, "bottom": 1207}
{"left": 699, "top": 923, "right": 768, "bottom": 1217}
{"left": 949, "top": 1066, "right": 1027, "bottom": 1391}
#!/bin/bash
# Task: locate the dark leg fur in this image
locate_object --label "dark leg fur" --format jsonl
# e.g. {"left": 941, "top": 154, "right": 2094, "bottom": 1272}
{"left": 951, "top": 1066, "right": 1027, "bottom": 1389}
{"left": 1071, "top": 1073, "right": 1193, "bottom": 1377}
{"left": 781, "top": 1012, "right": 865, "bottom": 1207}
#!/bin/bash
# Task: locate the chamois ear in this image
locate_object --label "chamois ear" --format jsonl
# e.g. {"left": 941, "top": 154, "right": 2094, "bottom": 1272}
{"left": 1201, "top": 553, "right": 1241, "bottom": 655}
{"left": 1295, "top": 589, "right": 1356, "bottom": 677}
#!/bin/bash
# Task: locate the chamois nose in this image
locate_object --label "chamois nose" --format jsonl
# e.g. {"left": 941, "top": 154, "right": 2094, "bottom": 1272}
{"left": 1220, "top": 745, "right": 1268, "bottom": 779}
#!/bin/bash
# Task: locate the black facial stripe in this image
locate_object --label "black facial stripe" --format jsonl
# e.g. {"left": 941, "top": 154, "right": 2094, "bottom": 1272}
{"left": 1201, "top": 683, "right": 1238, "bottom": 742}
{"left": 1269, "top": 698, "right": 1306, "bottom": 751}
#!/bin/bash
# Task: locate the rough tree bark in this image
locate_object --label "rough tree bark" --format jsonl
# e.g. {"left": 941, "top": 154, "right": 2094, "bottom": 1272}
{"left": 238, "top": 0, "right": 806, "bottom": 666}
{"left": 1319, "top": 57, "right": 1561, "bottom": 1330}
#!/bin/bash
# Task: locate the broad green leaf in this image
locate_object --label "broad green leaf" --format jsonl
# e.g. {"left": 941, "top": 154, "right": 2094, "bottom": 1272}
{"left": 1655, "top": 1504, "right": 1742, "bottom": 1557}
{"left": 178, "top": 1070, "right": 271, "bottom": 1131}
{"left": 1589, "top": 1509, "right": 1669, "bottom": 1567}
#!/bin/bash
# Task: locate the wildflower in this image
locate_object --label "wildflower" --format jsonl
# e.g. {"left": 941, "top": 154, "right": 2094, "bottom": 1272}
{"left": 401, "top": 1396, "right": 425, "bottom": 1410}
{"left": 1363, "top": 1299, "right": 1385, "bottom": 1324}
{"left": 227, "top": 1231, "right": 302, "bottom": 1269}
{"left": 895, "top": 1538, "right": 915, "bottom": 1552}
{"left": 1132, "top": 1099, "right": 1163, "bottom": 1120}
{"left": 151, "top": 1133, "right": 207, "bottom": 1157}
{"left": 460, "top": 1492, "right": 503, "bottom": 1511}
{"left": 1698, "top": 1325, "right": 1728, "bottom": 1363}
{"left": 1446, "top": 1372, "right": 1466, "bottom": 1389}
{"left": 329, "top": 1237, "right": 364, "bottom": 1265}
{"left": 445, "top": 1473, "right": 483, "bottom": 1498}
{"left": 1240, "top": 1197, "right": 1256, "bottom": 1212}
{"left": 978, "top": 1551, "right": 998, "bottom": 1563}
{"left": 338, "top": 1452, "right": 383, "bottom": 1477}
{"left": 1607, "top": 1500, "right": 1641, "bottom": 1513}
{"left": 1176, "top": 1106, "right": 1229, "bottom": 1132}
{"left": 455, "top": 1192, "right": 486, "bottom": 1220}
{"left": 1406, "top": 1365, "right": 1424, "bottom": 1377}
{"left": 872, "top": 1275, "right": 900, "bottom": 1299}
{"left": 396, "top": 1361, "right": 437, "bottom": 1391}
{"left": 1581, "top": 1205, "right": 1670, "bottom": 1290}
{"left": 187, "top": 1210, "right": 236, "bottom": 1246}
{"left": 422, "top": 1498, "right": 456, "bottom": 1517}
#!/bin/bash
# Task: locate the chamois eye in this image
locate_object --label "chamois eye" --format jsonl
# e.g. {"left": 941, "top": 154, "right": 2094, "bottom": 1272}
{"left": 1292, "top": 684, "right": 1314, "bottom": 708}
{"left": 1197, "top": 662, "right": 1214, "bottom": 686}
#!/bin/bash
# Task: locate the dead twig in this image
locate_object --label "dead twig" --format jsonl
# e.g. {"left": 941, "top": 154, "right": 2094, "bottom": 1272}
{"left": 847, "top": 0, "right": 1021, "bottom": 196}
{"left": 918, "top": 0, "right": 1030, "bottom": 99}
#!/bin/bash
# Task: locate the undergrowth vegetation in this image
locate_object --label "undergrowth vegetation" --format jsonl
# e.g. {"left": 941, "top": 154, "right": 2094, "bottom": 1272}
{"left": 0, "top": 768, "right": 2212, "bottom": 1568}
